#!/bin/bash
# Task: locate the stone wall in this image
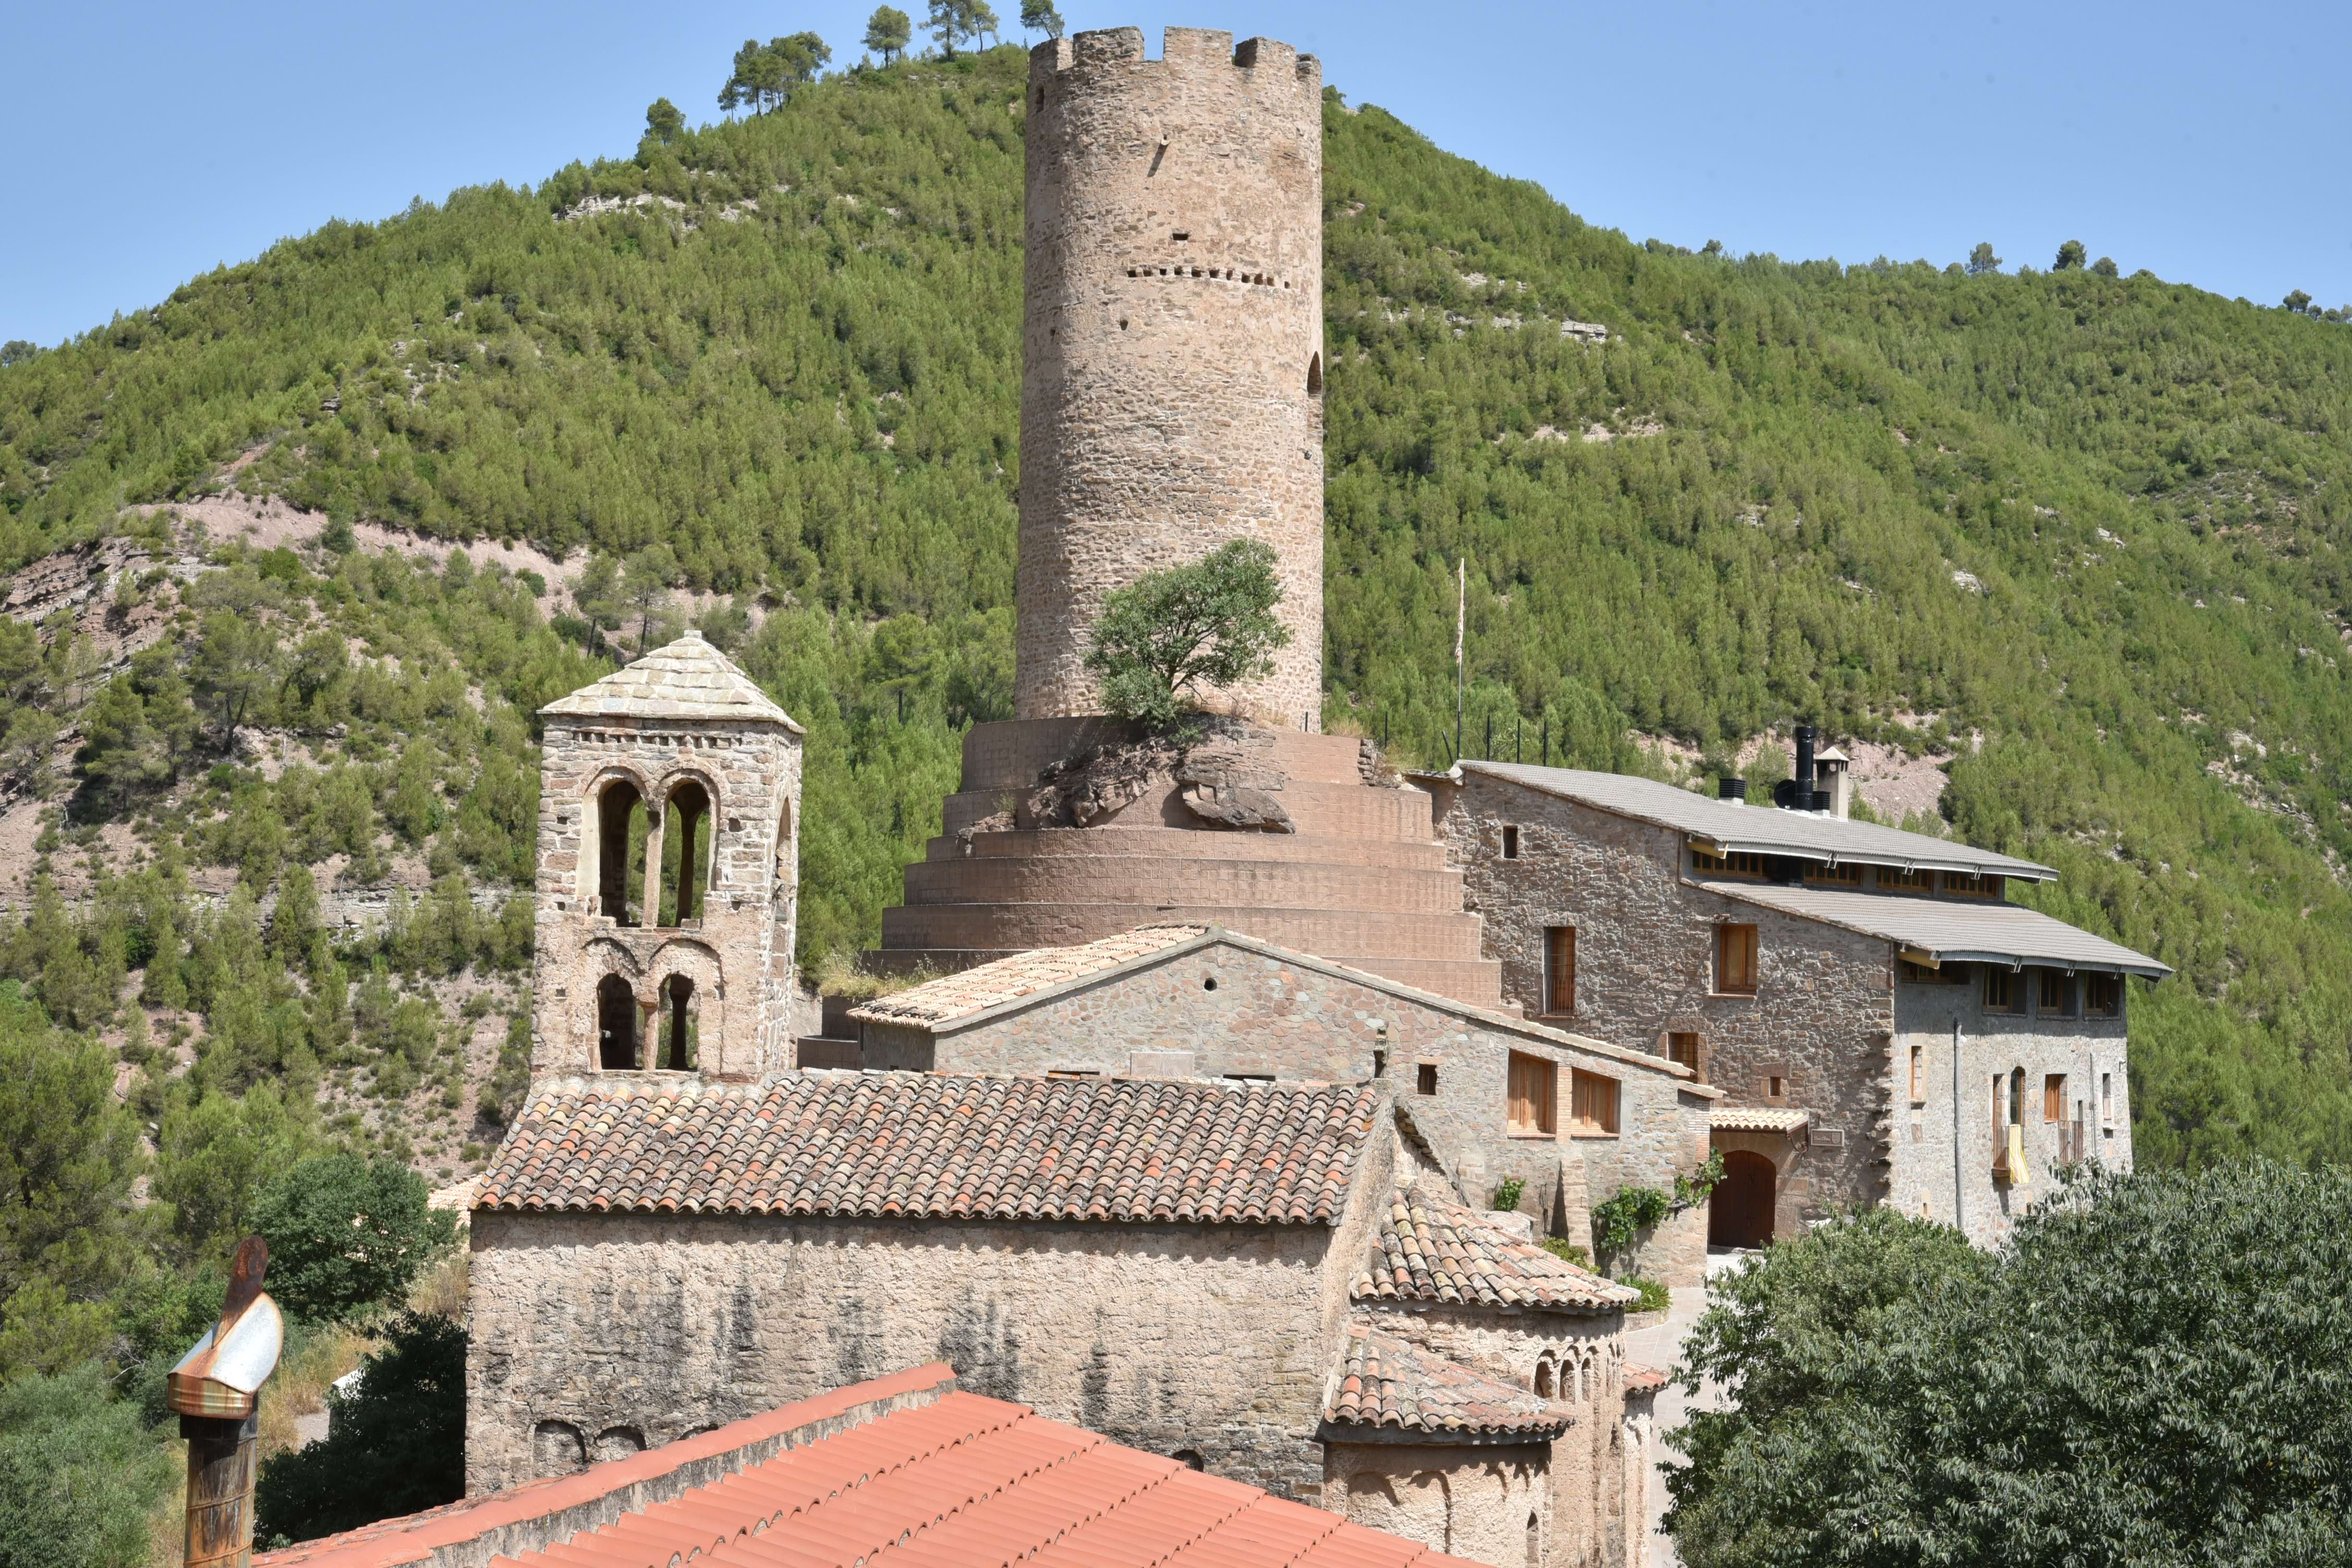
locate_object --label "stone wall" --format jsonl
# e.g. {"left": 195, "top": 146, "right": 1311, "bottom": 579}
{"left": 468, "top": 1124, "right": 1393, "bottom": 1500}
{"left": 1018, "top": 28, "right": 1325, "bottom": 726}
{"left": 1324, "top": 1441, "right": 1552, "bottom": 1567}
{"left": 531, "top": 715, "right": 802, "bottom": 1079}
{"left": 1436, "top": 778, "right": 1895, "bottom": 1226}
{"left": 1354, "top": 1303, "right": 1630, "bottom": 1568}
{"left": 873, "top": 934, "right": 1715, "bottom": 1284}
{"left": 1891, "top": 978, "right": 2133, "bottom": 1246}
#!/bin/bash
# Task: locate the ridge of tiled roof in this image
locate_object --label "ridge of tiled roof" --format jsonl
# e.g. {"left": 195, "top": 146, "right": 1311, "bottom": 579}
{"left": 1354, "top": 1177, "right": 1640, "bottom": 1312}
{"left": 541, "top": 629, "right": 802, "bottom": 729}
{"left": 260, "top": 1365, "right": 1484, "bottom": 1568}
{"left": 849, "top": 925, "right": 1209, "bottom": 1027}
{"left": 1324, "top": 1322, "right": 1572, "bottom": 1439}
{"left": 476, "top": 1071, "right": 1378, "bottom": 1225}
{"left": 1459, "top": 762, "right": 2055, "bottom": 879}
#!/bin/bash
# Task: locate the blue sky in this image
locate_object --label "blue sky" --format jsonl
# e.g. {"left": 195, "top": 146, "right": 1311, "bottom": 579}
{"left": 3, "top": 1, "right": 2344, "bottom": 347}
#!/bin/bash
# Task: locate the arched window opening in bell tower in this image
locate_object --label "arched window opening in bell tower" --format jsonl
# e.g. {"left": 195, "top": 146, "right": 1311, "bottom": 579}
{"left": 1305, "top": 351, "right": 1322, "bottom": 397}
{"left": 597, "top": 974, "right": 639, "bottom": 1069}
{"left": 595, "top": 779, "right": 648, "bottom": 926}
{"left": 657, "top": 778, "right": 714, "bottom": 928}
{"left": 657, "top": 974, "right": 699, "bottom": 1070}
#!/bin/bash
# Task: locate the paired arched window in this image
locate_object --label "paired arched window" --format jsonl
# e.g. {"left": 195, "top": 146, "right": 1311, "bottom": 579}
{"left": 590, "top": 774, "right": 718, "bottom": 930}
{"left": 1533, "top": 1355, "right": 1556, "bottom": 1398}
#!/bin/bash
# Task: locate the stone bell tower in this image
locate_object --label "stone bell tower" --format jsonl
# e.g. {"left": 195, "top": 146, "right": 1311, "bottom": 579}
{"left": 531, "top": 631, "right": 804, "bottom": 1077}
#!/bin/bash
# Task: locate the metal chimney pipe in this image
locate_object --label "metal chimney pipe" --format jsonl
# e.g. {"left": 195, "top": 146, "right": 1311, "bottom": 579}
{"left": 172, "top": 1238, "right": 281, "bottom": 1568}
{"left": 1792, "top": 725, "right": 1817, "bottom": 812}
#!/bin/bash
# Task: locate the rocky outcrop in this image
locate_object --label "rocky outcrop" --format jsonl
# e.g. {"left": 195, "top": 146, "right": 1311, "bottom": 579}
{"left": 1018, "top": 719, "right": 1297, "bottom": 833}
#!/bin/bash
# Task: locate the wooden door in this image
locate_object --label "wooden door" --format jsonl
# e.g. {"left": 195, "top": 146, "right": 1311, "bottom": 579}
{"left": 1708, "top": 1149, "right": 1777, "bottom": 1249}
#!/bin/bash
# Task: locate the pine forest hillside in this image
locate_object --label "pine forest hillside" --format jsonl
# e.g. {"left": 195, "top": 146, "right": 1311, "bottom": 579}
{"left": 2, "top": 42, "right": 2350, "bottom": 1313}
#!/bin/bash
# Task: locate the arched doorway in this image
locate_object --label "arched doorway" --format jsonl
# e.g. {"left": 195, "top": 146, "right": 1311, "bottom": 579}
{"left": 1709, "top": 1149, "right": 1778, "bottom": 1249}
{"left": 597, "top": 974, "right": 639, "bottom": 1070}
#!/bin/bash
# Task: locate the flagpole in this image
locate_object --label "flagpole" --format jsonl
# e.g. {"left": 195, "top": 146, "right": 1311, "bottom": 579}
{"left": 1454, "top": 558, "right": 1465, "bottom": 764}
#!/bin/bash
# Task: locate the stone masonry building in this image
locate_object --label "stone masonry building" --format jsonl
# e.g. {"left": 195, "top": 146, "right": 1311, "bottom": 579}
{"left": 469, "top": 1071, "right": 1667, "bottom": 1568}
{"left": 1426, "top": 761, "right": 2170, "bottom": 1247}
{"left": 531, "top": 631, "right": 805, "bottom": 1080}
{"left": 850, "top": 924, "right": 1717, "bottom": 1284}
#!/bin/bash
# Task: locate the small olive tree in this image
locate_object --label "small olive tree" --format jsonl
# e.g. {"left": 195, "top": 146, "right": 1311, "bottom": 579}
{"left": 1083, "top": 540, "right": 1291, "bottom": 727}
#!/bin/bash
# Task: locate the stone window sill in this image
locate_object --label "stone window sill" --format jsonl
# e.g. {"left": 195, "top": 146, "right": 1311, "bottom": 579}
{"left": 1506, "top": 1129, "right": 1556, "bottom": 1141}
{"left": 1710, "top": 989, "right": 1758, "bottom": 1000}
{"left": 1569, "top": 1128, "right": 1619, "bottom": 1140}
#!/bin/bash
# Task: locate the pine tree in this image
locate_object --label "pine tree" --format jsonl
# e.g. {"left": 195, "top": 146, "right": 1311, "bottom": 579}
{"left": 864, "top": 6, "right": 912, "bottom": 63}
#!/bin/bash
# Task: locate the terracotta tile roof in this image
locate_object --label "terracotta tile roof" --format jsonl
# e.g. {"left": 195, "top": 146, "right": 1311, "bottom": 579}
{"left": 1353, "top": 1179, "right": 1639, "bottom": 1312}
{"left": 1324, "top": 1323, "right": 1572, "bottom": 1439}
{"left": 1624, "top": 1363, "right": 1670, "bottom": 1396}
{"left": 260, "top": 1367, "right": 1482, "bottom": 1568}
{"left": 849, "top": 926, "right": 1208, "bottom": 1028}
{"left": 541, "top": 629, "right": 802, "bottom": 730}
{"left": 1709, "top": 1105, "right": 1812, "bottom": 1134}
{"left": 477, "top": 1072, "right": 1378, "bottom": 1226}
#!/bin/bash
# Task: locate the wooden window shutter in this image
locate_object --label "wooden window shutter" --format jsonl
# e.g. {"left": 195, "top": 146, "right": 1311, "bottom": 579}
{"left": 1546, "top": 927, "right": 1576, "bottom": 1015}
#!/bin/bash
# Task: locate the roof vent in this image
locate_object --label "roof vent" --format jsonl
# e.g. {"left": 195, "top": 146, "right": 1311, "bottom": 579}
{"left": 1791, "top": 725, "right": 1818, "bottom": 813}
{"left": 1718, "top": 776, "right": 1747, "bottom": 806}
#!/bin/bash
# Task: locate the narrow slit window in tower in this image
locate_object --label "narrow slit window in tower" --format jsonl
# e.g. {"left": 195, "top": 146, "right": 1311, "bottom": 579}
{"left": 1306, "top": 351, "right": 1322, "bottom": 397}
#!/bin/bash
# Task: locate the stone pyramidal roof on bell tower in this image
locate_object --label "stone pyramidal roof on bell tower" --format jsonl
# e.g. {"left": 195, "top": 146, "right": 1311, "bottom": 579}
{"left": 541, "top": 630, "right": 802, "bottom": 730}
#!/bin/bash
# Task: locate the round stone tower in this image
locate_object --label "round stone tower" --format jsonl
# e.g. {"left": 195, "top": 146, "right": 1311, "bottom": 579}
{"left": 864, "top": 26, "right": 1502, "bottom": 1013}
{"left": 1017, "top": 26, "right": 1325, "bottom": 728}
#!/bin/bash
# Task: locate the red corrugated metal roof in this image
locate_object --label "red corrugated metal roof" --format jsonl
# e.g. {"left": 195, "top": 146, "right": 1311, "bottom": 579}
{"left": 261, "top": 1368, "right": 1484, "bottom": 1568}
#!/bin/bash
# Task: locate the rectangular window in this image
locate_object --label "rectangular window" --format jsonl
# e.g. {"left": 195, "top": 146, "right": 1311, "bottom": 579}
{"left": 1689, "top": 847, "right": 1771, "bottom": 878}
{"left": 1372, "top": 1048, "right": 1387, "bottom": 1079}
{"left": 2043, "top": 1074, "right": 2065, "bottom": 1122}
{"left": 1879, "top": 866, "right": 1936, "bottom": 894}
{"left": 1667, "top": 1032, "right": 1702, "bottom": 1078}
{"left": 1943, "top": 871, "right": 2005, "bottom": 899}
{"left": 2085, "top": 973, "right": 2122, "bottom": 1018}
{"left": 1416, "top": 1062, "right": 1439, "bottom": 1096}
{"left": 1501, "top": 825, "right": 1520, "bottom": 860}
{"left": 1898, "top": 957, "right": 1967, "bottom": 985}
{"left": 1909, "top": 1045, "right": 1924, "bottom": 1101}
{"left": 1544, "top": 927, "right": 1577, "bottom": 1015}
{"left": 2036, "top": 969, "right": 2072, "bottom": 1014}
{"left": 1808, "top": 862, "right": 1864, "bottom": 887}
{"left": 1983, "top": 968, "right": 2019, "bottom": 1013}
{"left": 1569, "top": 1069, "right": 1620, "bottom": 1136}
{"left": 2100, "top": 1072, "right": 2113, "bottom": 1122}
{"left": 1716, "top": 924, "right": 1759, "bottom": 994}
{"left": 1507, "top": 1051, "right": 1558, "bottom": 1136}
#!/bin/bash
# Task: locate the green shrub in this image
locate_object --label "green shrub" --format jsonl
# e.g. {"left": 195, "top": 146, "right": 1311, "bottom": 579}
{"left": 1665, "top": 1161, "right": 2352, "bottom": 1566}
{"left": 0, "top": 1364, "right": 174, "bottom": 1568}
{"left": 251, "top": 1154, "right": 456, "bottom": 1325}
{"left": 1082, "top": 541, "right": 1291, "bottom": 728}
{"left": 255, "top": 1312, "right": 466, "bottom": 1547}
